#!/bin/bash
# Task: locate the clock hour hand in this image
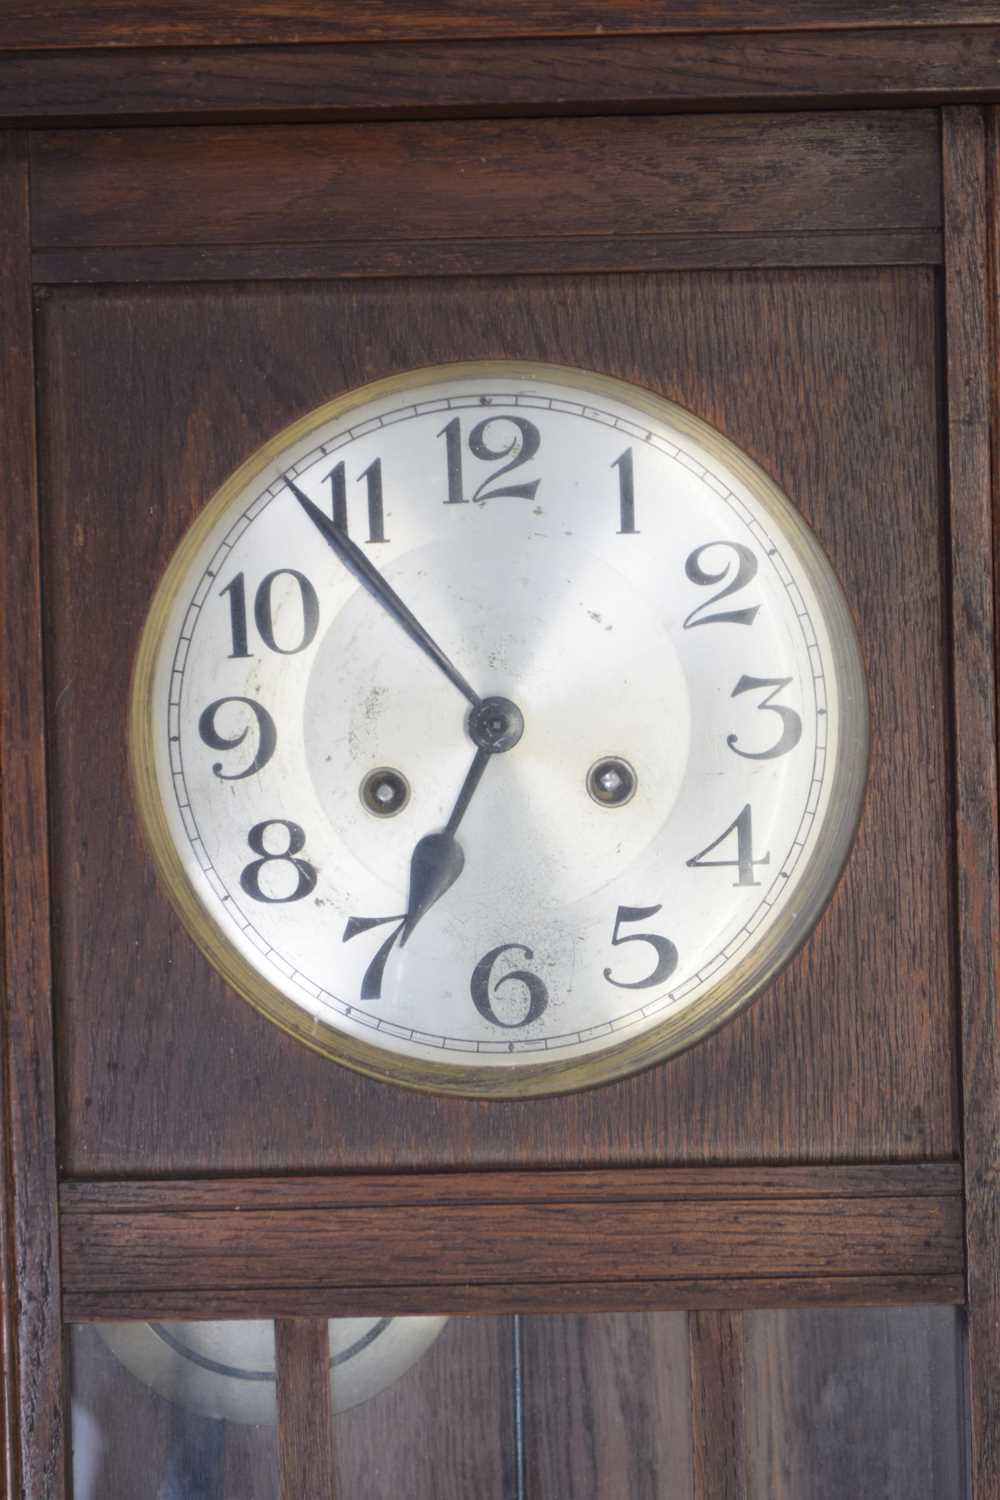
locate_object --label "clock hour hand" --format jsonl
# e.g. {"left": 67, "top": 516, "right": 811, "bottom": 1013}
{"left": 285, "top": 475, "right": 481, "bottom": 709}
{"left": 399, "top": 746, "right": 491, "bottom": 946}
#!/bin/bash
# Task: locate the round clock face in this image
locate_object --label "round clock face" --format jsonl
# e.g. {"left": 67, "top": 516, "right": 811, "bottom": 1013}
{"left": 131, "top": 362, "right": 867, "bottom": 1097}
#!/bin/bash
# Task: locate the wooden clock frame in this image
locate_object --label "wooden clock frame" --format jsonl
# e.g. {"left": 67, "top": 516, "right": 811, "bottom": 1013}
{"left": 1, "top": 8, "right": 999, "bottom": 1497}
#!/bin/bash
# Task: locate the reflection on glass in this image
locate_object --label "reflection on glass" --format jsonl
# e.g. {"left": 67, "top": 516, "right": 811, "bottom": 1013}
{"left": 70, "top": 1316, "right": 446, "bottom": 1498}
{"left": 71, "top": 1306, "right": 966, "bottom": 1499}
{"left": 744, "top": 1307, "right": 965, "bottom": 1500}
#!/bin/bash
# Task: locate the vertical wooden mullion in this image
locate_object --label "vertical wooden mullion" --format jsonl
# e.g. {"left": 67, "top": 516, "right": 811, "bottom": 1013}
{"left": 274, "top": 1318, "right": 336, "bottom": 1500}
{"left": 688, "top": 1310, "right": 746, "bottom": 1500}
{"left": 942, "top": 104, "right": 1000, "bottom": 1500}
{"left": 0, "top": 131, "right": 64, "bottom": 1500}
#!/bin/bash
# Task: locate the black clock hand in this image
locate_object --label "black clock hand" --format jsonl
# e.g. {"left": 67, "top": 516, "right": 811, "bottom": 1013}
{"left": 399, "top": 697, "right": 524, "bottom": 946}
{"left": 286, "top": 475, "right": 481, "bottom": 709}
{"left": 399, "top": 746, "right": 491, "bottom": 947}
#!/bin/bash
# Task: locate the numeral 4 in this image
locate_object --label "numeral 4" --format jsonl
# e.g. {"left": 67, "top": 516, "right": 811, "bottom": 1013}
{"left": 687, "top": 804, "right": 770, "bottom": 887}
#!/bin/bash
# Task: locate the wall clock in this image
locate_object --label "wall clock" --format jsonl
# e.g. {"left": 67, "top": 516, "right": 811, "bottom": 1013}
{"left": 129, "top": 361, "right": 867, "bottom": 1098}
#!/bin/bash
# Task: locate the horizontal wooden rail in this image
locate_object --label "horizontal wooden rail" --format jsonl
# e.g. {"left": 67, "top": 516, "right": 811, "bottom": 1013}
{"left": 64, "top": 1273, "right": 966, "bottom": 1322}
{"left": 60, "top": 1164, "right": 963, "bottom": 1319}
{"left": 28, "top": 111, "right": 940, "bottom": 254}
{"left": 60, "top": 1162, "right": 962, "bottom": 1214}
{"left": 31, "top": 229, "right": 943, "bottom": 287}
{"left": 1, "top": 31, "right": 1000, "bottom": 127}
{"left": 0, "top": 2, "right": 997, "bottom": 52}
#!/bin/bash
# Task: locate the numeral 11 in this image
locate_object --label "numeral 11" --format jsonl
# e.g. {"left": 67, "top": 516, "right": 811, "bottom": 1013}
{"left": 325, "top": 457, "right": 388, "bottom": 543}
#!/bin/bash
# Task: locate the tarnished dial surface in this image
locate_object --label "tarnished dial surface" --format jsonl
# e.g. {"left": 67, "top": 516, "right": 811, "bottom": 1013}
{"left": 130, "top": 363, "right": 867, "bottom": 1097}
{"left": 96, "top": 1317, "right": 447, "bottom": 1423}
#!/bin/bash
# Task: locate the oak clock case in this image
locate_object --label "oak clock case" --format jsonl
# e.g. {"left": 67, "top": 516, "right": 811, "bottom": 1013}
{"left": 129, "top": 362, "right": 867, "bottom": 1098}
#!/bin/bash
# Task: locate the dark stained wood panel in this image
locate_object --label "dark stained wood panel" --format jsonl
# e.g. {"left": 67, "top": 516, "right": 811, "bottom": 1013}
{"left": 2, "top": 32, "right": 999, "bottom": 129}
{"left": 744, "top": 1307, "right": 964, "bottom": 1498}
{"left": 333, "top": 1316, "right": 515, "bottom": 1500}
{"left": 40, "top": 267, "right": 956, "bottom": 1176}
{"left": 521, "top": 1312, "right": 693, "bottom": 1499}
{"left": 0, "top": 0, "right": 994, "bottom": 50}
{"left": 29, "top": 112, "right": 940, "bottom": 251}
{"left": 60, "top": 1195, "right": 962, "bottom": 1295}
{"left": 0, "top": 133, "right": 65, "bottom": 1500}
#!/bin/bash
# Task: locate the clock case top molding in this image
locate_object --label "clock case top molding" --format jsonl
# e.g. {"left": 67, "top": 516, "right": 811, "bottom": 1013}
{"left": 1, "top": 12, "right": 999, "bottom": 1500}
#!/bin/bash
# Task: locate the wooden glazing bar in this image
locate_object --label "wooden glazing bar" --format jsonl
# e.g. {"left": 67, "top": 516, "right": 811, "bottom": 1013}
{"left": 0, "top": 0, "right": 996, "bottom": 51}
{"left": 0, "top": 132, "right": 64, "bottom": 1500}
{"left": 275, "top": 1319, "right": 337, "bottom": 1500}
{"left": 942, "top": 104, "right": 1000, "bottom": 1500}
{"left": 1, "top": 31, "right": 1000, "bottom": 128}
{"left": 689, "top": 1311, "right": 747, "bottom": 1500}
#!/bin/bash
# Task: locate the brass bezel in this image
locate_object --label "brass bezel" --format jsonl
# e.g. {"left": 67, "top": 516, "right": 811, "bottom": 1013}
{"left": 129, "top": 360, "right": 869, "bottom": 1100}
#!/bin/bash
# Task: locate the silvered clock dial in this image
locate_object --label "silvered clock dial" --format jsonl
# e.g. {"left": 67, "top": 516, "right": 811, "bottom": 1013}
{"left": 130, "top": 362, "right": 867, "bottom": 1097}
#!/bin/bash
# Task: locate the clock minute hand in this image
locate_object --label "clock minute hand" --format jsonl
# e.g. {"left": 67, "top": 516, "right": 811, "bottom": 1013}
{"left": 285, "top": 475, "right": 481, "bottom": 710}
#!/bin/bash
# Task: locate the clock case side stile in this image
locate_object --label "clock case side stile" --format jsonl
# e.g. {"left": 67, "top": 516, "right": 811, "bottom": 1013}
{"left": 0, "top": 131, "right": 66, "bottom": 1500}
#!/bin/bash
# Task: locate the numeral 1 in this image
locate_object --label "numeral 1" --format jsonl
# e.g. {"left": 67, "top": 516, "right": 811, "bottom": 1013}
{"left": 612, "top": 447, "right": 637, "bottom": 533}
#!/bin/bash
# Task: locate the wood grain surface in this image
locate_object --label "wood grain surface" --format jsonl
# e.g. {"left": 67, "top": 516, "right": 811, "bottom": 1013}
{"left": 59, "top": 1195, "right": 962, "bottom": 1297}
{"left": 39, "top": 266, "right": 957, "bottom": 1176}
{"left": 0, "top": 0, "right": 995, "bottom": 50}
{"left": 689, "top": 1311, "right": 746, "bottom": 1500}
{"left": 31, "top": 230, "right": 944, "bottom": 289}
{"left": 59, "top": 1161, "right": 961, "bottom": 1214}
{"left": 942, "top": 106, "right": 1000, "bottom": 1500}
{"left": 29, "top": 112, "right": 940, "bottom": 251}
{"left": 274, "top": 1319, "right": 335, "bottom": 1500}
{"left": 2, "top": 32, "right": 999, "bottom": 130}
{"left": 0, "top": 133, "right": 64, "bottom": 1500}
{"left": 64, "top": 1273, "right": 966, "bottom": 1325}
{"left": 743, "top": 1306, "right": 964, "bottom": 1498}
{"left": 521, "top": 1312, "right": 693, "bottom": 1499}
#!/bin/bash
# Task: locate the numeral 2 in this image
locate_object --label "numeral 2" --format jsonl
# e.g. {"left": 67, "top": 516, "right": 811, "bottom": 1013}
{"left": 683, "top": 542, "right": 760, "bottom": 629}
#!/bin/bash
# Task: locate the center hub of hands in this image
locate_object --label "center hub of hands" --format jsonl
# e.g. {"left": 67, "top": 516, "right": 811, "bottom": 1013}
{"left": 468, "top": 696, "right": 525, "bottom": 754}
